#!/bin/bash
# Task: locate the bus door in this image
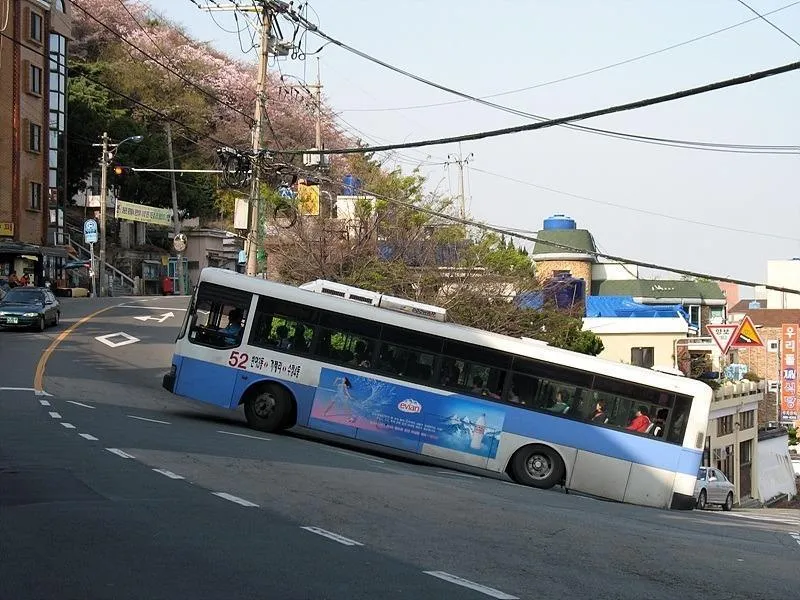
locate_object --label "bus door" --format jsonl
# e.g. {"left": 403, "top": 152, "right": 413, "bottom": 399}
{"left": 175, "top": 284, "right": 253, "bottom": 408}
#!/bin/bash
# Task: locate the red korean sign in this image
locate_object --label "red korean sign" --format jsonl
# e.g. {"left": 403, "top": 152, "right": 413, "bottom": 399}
{"left": 781, "top": 324, "right": 799, "bottom": 422}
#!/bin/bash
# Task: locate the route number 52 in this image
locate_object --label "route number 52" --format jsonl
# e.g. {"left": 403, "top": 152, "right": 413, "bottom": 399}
{"left": 228, "top": 350, "right": 249, "bottom": 369}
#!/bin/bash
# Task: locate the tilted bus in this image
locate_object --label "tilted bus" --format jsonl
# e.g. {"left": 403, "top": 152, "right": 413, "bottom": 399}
{"left": 163, "top": 267, "right": 712, "bottom": 510}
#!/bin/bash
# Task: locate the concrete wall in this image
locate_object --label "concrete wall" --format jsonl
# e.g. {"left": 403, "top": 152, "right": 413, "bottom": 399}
{"left": 766, "top": 260, "right": 800, "bottom": 309}
{"left": 757, "top": 432, "right": 797, "bottom": 503}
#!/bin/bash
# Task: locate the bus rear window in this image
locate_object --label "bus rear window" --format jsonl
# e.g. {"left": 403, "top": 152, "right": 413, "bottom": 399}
{"left": 188, "top": 283, "right": 252, "bottom": 349}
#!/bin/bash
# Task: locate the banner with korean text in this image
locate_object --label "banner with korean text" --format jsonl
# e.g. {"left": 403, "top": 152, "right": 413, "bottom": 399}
{"left": 115, "top": 200, "right": 173, "bottom": 227}
{"left": 780, "top": 324, "right": 798, "bottom": 422}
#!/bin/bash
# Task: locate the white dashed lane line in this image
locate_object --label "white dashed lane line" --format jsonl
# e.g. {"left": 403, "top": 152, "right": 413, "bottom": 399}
{"left": 79, "top": 433, "right": 99, "bottom": 441}
{"left": 48, "top": 412, "right": 61, "bottom": 419}
{"left": 39, "top": 399, "right": 50, "bottom": 406}
{"left": 67, "top": 400, "right": 95, "bottom": 409}
{"left": 153, "top": 468, "right": 185, "bottom": 480}
{"left": 106, "top": 448, "right": 135, "bottom": 459}
{"left": 211, "top": 492, "right": 259, "bottom": 507}
{"left": 324, "top": 447, "right": 384, "bottom": 464}
{"left": 127, "top": 415, "right": 171, "bottom": 425}
{"left": 423, "top": 571, "right": 519, "bottom": 599}
{"left": 300, "top": 526, "right": 364, "bottom": 547}
{"left": 437, "top": 470, "right": 481, "bottom": 480}
{"left": 216, "top": 430, "right": 270, "bottom": 441}
{"left": 60, "top": 422, "right": 76, "bottom": 429}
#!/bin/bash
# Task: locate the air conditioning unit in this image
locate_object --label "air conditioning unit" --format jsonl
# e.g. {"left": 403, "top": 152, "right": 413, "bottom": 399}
{"left": 767, "top": 339, "right": 780, "bottom": 353}
{"left": 303, "top": 149, "right": 329, "bottom": 168}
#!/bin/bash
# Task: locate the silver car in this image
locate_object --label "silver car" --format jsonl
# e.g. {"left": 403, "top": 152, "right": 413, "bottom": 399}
{"left": 694, "top": 466, "right": 735, "bottom": 511}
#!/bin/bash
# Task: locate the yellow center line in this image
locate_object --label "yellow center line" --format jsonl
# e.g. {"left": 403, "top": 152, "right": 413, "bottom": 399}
{"left": 33, "top": 303, "right": 124, "bottom": 393}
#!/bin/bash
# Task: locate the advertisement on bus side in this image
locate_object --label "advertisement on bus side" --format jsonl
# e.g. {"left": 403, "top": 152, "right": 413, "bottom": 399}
{"left": 309, "top": 367, "right": 506, "bottom": 459}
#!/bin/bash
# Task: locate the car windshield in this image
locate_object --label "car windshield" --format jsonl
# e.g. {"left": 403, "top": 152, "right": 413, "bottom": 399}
{"left": 2, "top": 289, "right": 45, "bottom": 304}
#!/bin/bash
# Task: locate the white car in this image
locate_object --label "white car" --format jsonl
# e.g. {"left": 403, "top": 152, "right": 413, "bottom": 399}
{"left": 694, "top": 466, "right": 735, "bottom": 511}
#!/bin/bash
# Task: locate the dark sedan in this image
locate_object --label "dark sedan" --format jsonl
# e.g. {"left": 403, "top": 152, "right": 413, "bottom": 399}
{"left": 0, "top": 287, "right": 61, "bottom": 331}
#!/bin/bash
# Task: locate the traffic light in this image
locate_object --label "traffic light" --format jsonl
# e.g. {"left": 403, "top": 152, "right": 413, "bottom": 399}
{"left": 112, "top": 164, "right": 131, "bottom": 176}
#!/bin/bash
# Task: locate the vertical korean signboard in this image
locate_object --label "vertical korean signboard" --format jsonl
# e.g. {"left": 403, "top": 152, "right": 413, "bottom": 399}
{"left": 780, "top": 324, "right": 798, "bottom": 423}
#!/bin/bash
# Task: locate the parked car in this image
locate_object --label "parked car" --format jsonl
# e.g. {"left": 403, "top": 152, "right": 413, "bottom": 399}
{"left": 0, "top": 287, "right": 61, "bottom": 331}
{"left": 694, "top": 466, "right": 735, "bottom": 511}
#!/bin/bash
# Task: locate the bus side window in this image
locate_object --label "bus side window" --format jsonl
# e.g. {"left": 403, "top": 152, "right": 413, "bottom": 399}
{"left": 189, "top": 299, "right": 249, "bottom": 349}
{"left": 508, "top": 373, "right": 540, "bottom": 406}
{"left": 666, "top": 396, "right": 691, "bottom": 444}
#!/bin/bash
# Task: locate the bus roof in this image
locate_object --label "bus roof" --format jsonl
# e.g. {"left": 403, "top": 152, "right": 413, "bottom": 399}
{"left": 198, "top": 268, "right": 710, "bottom": 398}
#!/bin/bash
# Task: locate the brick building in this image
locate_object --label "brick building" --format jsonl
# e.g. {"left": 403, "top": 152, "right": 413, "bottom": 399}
{"left": 733, "top": 309, "right": 800, "bottom": 424}
{"left": 0, "top": 0, "right": 71, "bottom": 284}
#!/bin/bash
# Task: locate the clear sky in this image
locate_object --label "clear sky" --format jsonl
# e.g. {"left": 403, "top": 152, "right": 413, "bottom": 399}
{"left": 154, "top": 0, "right": 800, "bottom": 288}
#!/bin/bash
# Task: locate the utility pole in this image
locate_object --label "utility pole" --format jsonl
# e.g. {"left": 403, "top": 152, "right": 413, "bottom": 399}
{"left": 165, "top": 123, "right": 184, "bottom": 295}
{"left": 245, "top": 3, "right": 271, "bottom": 278}
{"left": 313, "top": 57, "right": 323, "bottom": 150}
{"left": 98, "top": 132, "right": 110, "bottom": 296}
{"left": 447, "top": 143, "right": 473, "bottom": 220}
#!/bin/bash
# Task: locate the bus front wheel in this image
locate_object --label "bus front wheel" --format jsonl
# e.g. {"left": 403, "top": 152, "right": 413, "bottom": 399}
{"left": 510, "top": 445, "right": 565, "bottom": 490}
{"left": 244, "top": 384, "right": 292, "bottom": 433}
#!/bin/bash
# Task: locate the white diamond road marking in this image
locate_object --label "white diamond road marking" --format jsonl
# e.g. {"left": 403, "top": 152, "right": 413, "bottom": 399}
{"left": 153, "top": 468, "right": 185, "bottom": 480}
{"left": 60, "top": 423, "right": 76, "bottom": 429}
{"left": 212, "top": 492, "right": 259, "bottom": 507}
{"left": 48, "top": 412, "right": 61, "bottom": 419}
{"left": 106, "top": 448, "right": 135, "bottom": 459}
{"left": 79, "top": 433, "right": 99, "bottom": 441}
{"left": 95, "top": 332, "right": 140, "bottom": 348}
{"left": 423, "top": 571, "right": 519, "bottom": 599}
{"left": 39, "top": 399, "right": 50, "bottom": 406}
{"left": 300, "top": 526, "right": 364, "bottom": 547}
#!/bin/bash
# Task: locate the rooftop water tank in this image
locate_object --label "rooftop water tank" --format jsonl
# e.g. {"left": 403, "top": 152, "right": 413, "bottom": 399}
{"left": 543, "top": 214, "right": 576, "bottom": 230}
{"left": 342, "top": 174, "right": 361, "bottom": 196}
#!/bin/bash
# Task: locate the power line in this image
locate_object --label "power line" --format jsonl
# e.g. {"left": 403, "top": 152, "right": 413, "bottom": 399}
{"left": 467, "top": 166, "right": 799, "bottom": 242}
{"left": 319, "top": 173, "right": 800, "bottom": 295}
{"left": 281, "top": 59, "right": 800, "bottom": 155}
{"left": 340, "top": 1, "right": 800, "bottom": 113}
{"left": 287, "top": 7, "right": 799, "bottom": 154}
{"left": 737, "top": 0, "right": 800, "bottom": 48}
{"left": 72, "top": 0, "right": 255, "bottom": 126}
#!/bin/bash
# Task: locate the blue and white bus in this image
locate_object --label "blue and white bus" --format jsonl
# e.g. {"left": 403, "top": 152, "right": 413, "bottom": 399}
{"left": 163, "top": 268, "right": 712, "bottom": 510}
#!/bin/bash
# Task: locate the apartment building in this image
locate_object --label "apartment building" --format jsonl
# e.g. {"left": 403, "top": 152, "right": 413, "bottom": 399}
{"left": 0, "top": 0, "right": 71, "bottom": 284}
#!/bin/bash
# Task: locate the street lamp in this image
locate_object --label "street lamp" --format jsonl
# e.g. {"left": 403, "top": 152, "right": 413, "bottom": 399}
{"left": 93, "top": 133, "right": 143, "bottom": 296}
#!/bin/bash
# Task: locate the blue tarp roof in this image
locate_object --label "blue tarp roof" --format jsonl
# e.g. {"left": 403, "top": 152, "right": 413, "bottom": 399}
{"left": 585, "top": 295, "right": 690, "bottom": 320}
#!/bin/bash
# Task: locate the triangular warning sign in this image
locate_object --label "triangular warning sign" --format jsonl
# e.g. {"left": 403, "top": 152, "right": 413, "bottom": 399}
{"left": 730, "top": 315, "right": 764, "bottom": 348}
{"left": 706, "top": 324, "right": 739, "bottom": 354}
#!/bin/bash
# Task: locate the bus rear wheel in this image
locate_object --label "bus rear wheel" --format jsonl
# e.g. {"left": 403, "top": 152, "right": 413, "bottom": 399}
{"left": 244, "top": 384, "right": 291, "bottom": 433}
{"left": 510, "top": 445, "right": 565, "bottom": 490}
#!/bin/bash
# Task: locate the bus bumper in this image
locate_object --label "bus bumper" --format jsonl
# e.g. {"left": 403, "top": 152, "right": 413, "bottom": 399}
{"left": 162, "top": 365, "right": 176, "bottom": 393}
{"left": 670, "top": 491, "right": 696, "bottom": 511}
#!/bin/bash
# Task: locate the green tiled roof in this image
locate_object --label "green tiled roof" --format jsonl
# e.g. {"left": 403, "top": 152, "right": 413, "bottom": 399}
{"left": 591, "top": 279, "right": 725, "bottom": 300}
{"left": 531, "top": 229, "right": 597, "bottom": 256}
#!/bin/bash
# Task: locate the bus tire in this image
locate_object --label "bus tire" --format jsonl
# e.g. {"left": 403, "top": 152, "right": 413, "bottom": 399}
{"left": 509, "top": 444, "right": 565, "bottom": 490}
{"left": 243, "top": 383, "right": 292, "bottom": 433}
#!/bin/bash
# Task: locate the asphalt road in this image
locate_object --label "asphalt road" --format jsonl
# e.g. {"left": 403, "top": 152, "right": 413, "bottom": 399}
{"left": 2, "top": 296, "right": 799, "bottom": 599}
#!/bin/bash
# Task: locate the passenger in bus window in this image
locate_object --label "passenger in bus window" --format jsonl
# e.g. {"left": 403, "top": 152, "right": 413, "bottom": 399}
{"left": 353, "top": 340, "right": 372, "bottom": 368}
{"left": 649, "top": 408, "right": 668, "bottom": 437}
{"left": 275, "top": 325, "right": 292, "bottom": 349}
{"left": 589, "top": 399, "right": 608, "bottom": 424}
{"left": 222, "top": 308, "right": 243, "bottom": 344}
{"left": 626, "top": 406, "right": 651, "bottom": 432}
{"left": 291, "top": 324, "right": 310, "bottom": 352}
{"left": 547, "top": 390, "right": 569, "bottom": 414}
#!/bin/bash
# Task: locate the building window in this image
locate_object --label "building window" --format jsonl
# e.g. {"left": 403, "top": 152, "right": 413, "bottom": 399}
{"left": 29, "top": 64, "right": 42, "bottom": 95}
{"left": 740, "top": 410, "right": 755, "bottom": 430}
{"left": 29, "top": 122, "right": 42, "bottom": 152}
{"left": 740, "top": 439, "right": 752, "bottom": 465}
{"left": 29, "top": 11, "right": 43, "bottom": 43}
{"left": 717, "top": 414, "right": 734, "bottom": 436}
{"left": 688, "top": 305, "right": 701, "bottom": 329}
{"left": 55, "top": 0, "right": 66, "bottom": 12}
{"left": 631, "top": 347, "right": 654, "bottom": 368}
{"left": 553, "top": 270, "right": 571, "bottom": 277}
{"left": 30, "top": 182, "right": 42, "bottom": 211}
